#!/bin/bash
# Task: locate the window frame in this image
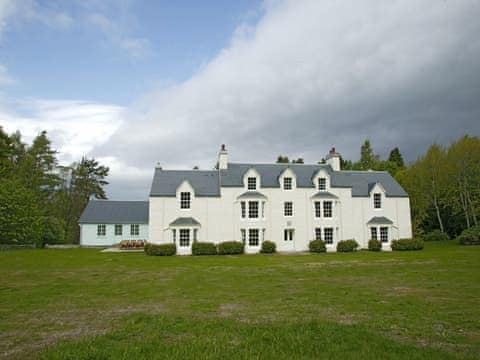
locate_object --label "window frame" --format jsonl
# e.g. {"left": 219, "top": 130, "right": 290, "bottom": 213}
{"left": 130, "top": 224, "right": 139, "bottom": 236}
{"left": 247, "top": 177, "right": 257, "bottom": 190}
{"left": 97, "top": 224, "right": 106, "bottom": 237}
{"left": 318, "top": 177, "right": 327, "bottom": 191}
{"left": 315, "top": 227, "right": 322, "bottom": 241}
{"left": 248, "top": 228, "right": 259, "bottom": 246}
{"left": 323, "top": 201, "right": 332, "bottom": 218}
{"left": 241, "top": 201, "right": 246, "bottom": 219}
{"left": 172, "top": 229, "right": 176, "bottom": 243}
{"left": 180, "top": 191, "right": 191, "bottom": 209}
{"left": 283, "top": 177, "right": 292, "bottom": 190}
{"left": 284, "top": 201, "right": 293, "bottom": 217}
{"left": 179, "top": 229, "right": 190, "bottom": 247}
{"left": 314, "top": 201, "right": 321, "bottom": 218}
{"left": 248, "top": 201, "right": 259, "bottom": 219}
{"left": 324, "top": 227, "right": 333, "bottom": 244}
{"left": 370, "top": 227, "right": 378, "bottom": 241}
{"left": 114, "top": 224, "right": 122, "bottom": 236}
{"left": 380, "top": 227, "right": 389, "bottom": 243}
{"left": 241, "top": 229, "right": 246, "bottom": 244}
{"left": 284, "top": 229, "right": 294, "bottom": 241}
{"left": 373, "top": 193, "right": 382, "bottom": 209}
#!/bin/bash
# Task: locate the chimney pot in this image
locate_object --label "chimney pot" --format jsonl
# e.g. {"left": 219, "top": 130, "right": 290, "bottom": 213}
{"left": 221, "top": 144, "right": 226, "bottom": 151}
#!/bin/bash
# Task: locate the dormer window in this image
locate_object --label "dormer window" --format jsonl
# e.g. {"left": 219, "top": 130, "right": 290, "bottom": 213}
{"left": 180, "top": 192, "right": 191, "bottom": 209}
{"left": 318, "top": 178, "right": 326, "bottom": 191}
{"left": 373, "top": 193, "right": 381, "bottom": 209}
{"left": 283, "top": 177, "right": 292, "bottom": 190}
{"left": 247, "top": 177, "right": 257, "bottom": 190}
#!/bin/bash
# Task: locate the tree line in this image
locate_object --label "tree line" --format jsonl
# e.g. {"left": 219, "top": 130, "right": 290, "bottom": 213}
{"left": 0, "top": 127, "right": 109, "bottom": 246}
{"left": 277, "top": 135, "right": 479, "bottom": 238}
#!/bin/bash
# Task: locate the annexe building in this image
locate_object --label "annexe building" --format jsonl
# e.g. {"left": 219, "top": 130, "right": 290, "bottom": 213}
{"left": 79, "top": 146, "right": 412, "bottom": 252}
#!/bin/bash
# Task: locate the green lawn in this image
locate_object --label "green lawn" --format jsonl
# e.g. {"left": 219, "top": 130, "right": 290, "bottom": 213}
{"left": 0, "top": 242, "right": 479, "bottom": 359}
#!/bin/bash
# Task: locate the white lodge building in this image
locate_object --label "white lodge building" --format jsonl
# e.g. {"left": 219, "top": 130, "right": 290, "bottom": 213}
{"left": 79, "top": 146, "right": 412, "bottom": 253}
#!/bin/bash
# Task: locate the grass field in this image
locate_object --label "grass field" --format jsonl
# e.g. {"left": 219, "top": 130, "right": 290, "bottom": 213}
{"left": 0, "top": 242, "right": 479, "bottom": 359}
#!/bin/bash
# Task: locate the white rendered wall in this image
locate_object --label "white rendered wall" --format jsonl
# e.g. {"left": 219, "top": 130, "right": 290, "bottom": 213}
{"left": 149, "top": 178, "right": 412, "bottom": 254}
{"left": 80, "top": 223, "right": 149, "bottom": 246}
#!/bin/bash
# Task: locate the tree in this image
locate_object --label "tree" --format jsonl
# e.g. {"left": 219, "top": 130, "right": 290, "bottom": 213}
{"left": 292, "top": 158, "right": 304, "bottom": 164}
{"left": 276, "top": 155, "right": 289, "bottom": 163}
{"left": 388, "top": 147, "right": 405, "bottom": 168}
{"left": 359, "top": 139, "right": 380, "bottom": 170}
{"left": 0, "top": 178, "right": 43, "bottom": 245}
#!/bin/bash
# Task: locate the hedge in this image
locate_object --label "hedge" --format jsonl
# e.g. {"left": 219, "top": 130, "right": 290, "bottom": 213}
{"left": 144, "top": 243, "right": 176, "bottom": 256}
{"left": 260, "top": 241, "right": 276, "bottom": 254}
{"left": 391, "top": 238, "right": 424, "bottom": 251}
{"left": 368, "top": 239, "right": 381, "bottom": 251}
{"left": 192, "top": 242, "right": 217, "bottom": 255}
{"left": 217, "top": 241, "right": 244, "bottom": 255}
{"left": 309, "top": 239, "right": 326, "bottom": 253}
{"left": 423, "top": 230, "right": 449, "bottom": 242}
{"left": 457, "top": 225, "right": 480, "bottom": 245}
{"left": 337, "top": 239, "right": 359, "bottom": 252}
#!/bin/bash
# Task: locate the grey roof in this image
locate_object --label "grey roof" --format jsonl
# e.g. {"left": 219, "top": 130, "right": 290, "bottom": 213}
{"left": 310, "top": 191, "right": 339, "bottom": 199}
{"left": 169, "top": 217, "right": 201, "bottom": 227}
{"left": 367, "top": 216, "right": 394, "bottom": 225}
{"left": 237, "top": 191, "right": 268, "bottom": 200}
{"left": 149, "top": 163, "right": 408, "bottom": 198}
{"left": 150, "top": 169, "right": 220, "bottom": 197}
{"left": 79, "top": 200, "right": 149, "bottom": 224}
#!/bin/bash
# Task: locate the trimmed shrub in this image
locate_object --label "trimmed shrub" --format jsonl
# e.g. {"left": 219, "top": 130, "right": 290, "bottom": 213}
{"left": 337, "top": 239, "right": 359, "bottom": 252}
{"left": 144, "top": 243, "right": 176, "bottom": 256}
{"left": 391, "top": 238, "right": 424, "bottom": 251}
{"left": 368, "top": 239, "right": 382, "bottom": 252}
{"left": 309, "top": 239, "right": 326, "bottom": 253}
{"left": 457, "top": 226, "right": 480, "bottom": 245}
{"left": 218, "top": 241, "right": 244, "bottom": 255}
{"left": 260, "top": 241, "right": 276, "bottom": 254}
{"left": 192, "top": 242, "right": 217, "bottom": 255}
{"left": 423, "top": 230, "right": 449, "bottom": 242}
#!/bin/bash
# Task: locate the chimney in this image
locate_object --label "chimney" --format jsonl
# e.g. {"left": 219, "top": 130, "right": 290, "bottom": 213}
{"left": 326, "top": 147, "right": 341, "bottom": 171}
{"left": 218, "top": 144, "right": 228, "bottom": 170}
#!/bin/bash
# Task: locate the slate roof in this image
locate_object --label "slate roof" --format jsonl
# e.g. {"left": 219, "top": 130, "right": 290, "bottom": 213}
{"left": 150, "top": 169, "right": 220, "bottom": 197}
{"left": 149, "top": 163, "right": 408, "bottom": 198}
{"left": 367, "top": 216, "right": 394, "bottom": 225}
{"left": 169, "top": 217, "right": 201, "bottom": 227}
{"left": 310, "top": 191, "right": 339, "bottom": 199}
{"left": 79, "top": 200, "right": 149, "bottom": 224}
{"left": 237, "top": 191, "right": 268, "bottom": 199}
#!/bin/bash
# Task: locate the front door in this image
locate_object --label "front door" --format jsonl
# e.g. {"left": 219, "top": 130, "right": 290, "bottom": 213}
{"left": 283, "top": 229, "right": 295, "bottom": 251}
{"left": 178, "top": 228, "right": 192, "bottom": 255}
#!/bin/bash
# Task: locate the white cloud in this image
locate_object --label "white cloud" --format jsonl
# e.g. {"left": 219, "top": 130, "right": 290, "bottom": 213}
{"left": 1, "top": 99, "right": 124, "bottom": 163}
{"left": 87, "top": 12, "right": 151, "bottom": 59}
{"left": 0, "top": 0, "right": 15, "bottom": 38}
{"left": 97, "top": 0, "right": 480, "bottom": 177}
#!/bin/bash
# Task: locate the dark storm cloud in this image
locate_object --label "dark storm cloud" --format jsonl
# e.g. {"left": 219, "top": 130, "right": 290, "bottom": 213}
{"left": 92, "top": 0, "right": 480, "bottom": 199}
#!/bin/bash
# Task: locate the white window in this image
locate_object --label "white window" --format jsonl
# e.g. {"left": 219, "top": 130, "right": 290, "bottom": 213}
{"left": 284, "top": 229, "right": 294, "bottom": 241}
{"left": 249, "top": 229, "right": 259, "bottom": 246}
{"left": 380, "top": 227, "right": 389, "bottom": 243}
{"left": 241, "top": 201, "right": 246, "bottom": 219}
{"left": 374, "top": 193, "right": 381, "bottom": 209}
{"left": 130, "top": 224, "right": 139, "bottom": 236}
{"left": 248, "top": 201, "right": 259, "bottom": 218}
{"left": 323, "top": 201, "right": 332, "bottom": 218}
{"left": 172, "top": 229, "right": 176, "bottom": 243}
{"left": 315, "top": 228, "right": 322, "bottom": 240}
{"left": 324, "top": 228, "right": 333, "bottom": 244}
{"left": 247, "top": 177, "right": 257, "bottom": 190}
{"left": 97, "top": 224, "right": 106, "bottom": 236}
{"left": 284, "top": 202, "right": 293, "bottom": 217}
{"left": 315, "top": 201, "right": 321, "bottom": 218}
{"left": 318, "top": 178, "right": 326, "bottom": 191}
{"left": 241, "top": 229, "right": 246, "bottom": 244}
{"left": 371, "top": 227, "right": 377, "bottom": 240}
{"left": 114, "top": 224, "right": 122, "bottom": 236}
{"left": 180, "top": 192, "right": 191, "bottom": 209}
{"left": 193, "top": 229, "right": 198, "bottom": 242}
{"left": 179, "top": 229, "right": 190, "bottom": 247}
{"left": 283, "top": 177, "right": 292, "bottom": 190}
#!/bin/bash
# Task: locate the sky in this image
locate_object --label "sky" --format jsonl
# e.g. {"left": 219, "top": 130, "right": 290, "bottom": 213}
{"left": 1, "top": 0, "right": 479, "bottom": 200}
